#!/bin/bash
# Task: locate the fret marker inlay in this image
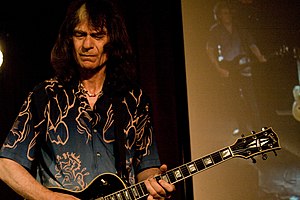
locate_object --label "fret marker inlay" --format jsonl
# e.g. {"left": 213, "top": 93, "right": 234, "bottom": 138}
{"left": 221, "top": 149, "right": 231, "bottom": 158}
{"left": 174, "top": 170, "right": 182, "bottom": 179}
{"left": 204, "top": 157, "right": 213, "bottom": 166}
{"left": 188, "top": 164, "right": 197, "bottom": 173}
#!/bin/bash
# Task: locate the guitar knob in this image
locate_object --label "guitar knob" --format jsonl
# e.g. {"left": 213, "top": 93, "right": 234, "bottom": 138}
{"left": 100, "top": 178, "right": 108, "bottom": 186}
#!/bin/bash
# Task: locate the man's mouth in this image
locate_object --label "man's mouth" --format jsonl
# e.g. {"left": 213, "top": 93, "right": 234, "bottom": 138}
{"left": 80, "top": 55, "right": 96, "bottom": 61}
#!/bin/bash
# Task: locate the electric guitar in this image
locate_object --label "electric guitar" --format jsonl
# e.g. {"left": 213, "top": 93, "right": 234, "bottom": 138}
{"left": 49, "top": 127, "right": 280, "bottom": 200}
{"left": 292, "top": 86, "right": 300, "bottom": 121}
{"left": 219, "top": 45, "right": 288, "bottom": 78}
{"left": 219, "top": 54, "right": 252, "bottom": 75}
{"left": 292, "top": 55, "right": 300, "bottom": 121}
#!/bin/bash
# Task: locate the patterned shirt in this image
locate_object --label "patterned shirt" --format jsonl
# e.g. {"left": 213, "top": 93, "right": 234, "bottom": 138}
{"left": 0, "top": 78, "right": 161, "bottom": 191}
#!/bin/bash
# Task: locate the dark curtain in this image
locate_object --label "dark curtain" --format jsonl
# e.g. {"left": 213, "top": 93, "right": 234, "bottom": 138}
{"left": 0, "top": 0, "right": 192, "bottom": 199}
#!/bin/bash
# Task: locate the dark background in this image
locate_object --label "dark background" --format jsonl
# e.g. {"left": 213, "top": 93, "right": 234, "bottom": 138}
{"left": 0, "top": 0, "right": 191, "bottom": 199}
{"left": 1, "top": 0, "right": 300, "bottom": 199}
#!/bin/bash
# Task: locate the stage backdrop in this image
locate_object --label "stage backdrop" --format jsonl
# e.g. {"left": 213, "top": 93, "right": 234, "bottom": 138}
{"left": 181, "top": 0, "right": 300, "bottom": 199}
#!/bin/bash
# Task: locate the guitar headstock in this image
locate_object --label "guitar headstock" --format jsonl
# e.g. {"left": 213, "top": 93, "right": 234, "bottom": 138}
{"left": 230, "top": 127, "right": 281, "bottom": 161}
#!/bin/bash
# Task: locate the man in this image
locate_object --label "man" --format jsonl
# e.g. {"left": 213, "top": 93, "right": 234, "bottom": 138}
{"left": 0, "top": 0, "right": 175, "bottom": 199}
{"left": 206, "top": 1, "right": 267, "bottom": 135}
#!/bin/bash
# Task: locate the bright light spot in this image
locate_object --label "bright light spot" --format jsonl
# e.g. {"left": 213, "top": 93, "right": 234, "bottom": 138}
{"left": 290, "top": 196, "right": 299, "bottom": 200}
{"left": 0, "top": 49, "right": 3, "bottom": 68}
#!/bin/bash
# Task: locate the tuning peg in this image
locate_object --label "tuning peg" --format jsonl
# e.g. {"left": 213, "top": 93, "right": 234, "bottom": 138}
{"left": 273, "top": 151, "right": 278, "bottom": 156}
{"left": 262, "top": 153, "right": 268, "bottom": 160}
{"left": 251, "top": 131, "right": 256, "bottom": 134}
{"left": 251, "top": 157, "right": 256, "bottom": 163}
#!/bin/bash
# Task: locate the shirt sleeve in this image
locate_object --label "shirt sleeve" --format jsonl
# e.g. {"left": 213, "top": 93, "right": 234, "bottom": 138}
{"left": 125, "top": 88, "right": 161, "bottom": 174}
{"left": 0, "top": 83, "right": 47, "bottom": 170}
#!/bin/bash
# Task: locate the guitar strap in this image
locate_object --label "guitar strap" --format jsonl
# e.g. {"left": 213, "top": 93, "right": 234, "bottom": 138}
{"left": 112, "top": 96, "right": 129, "bottom": 183}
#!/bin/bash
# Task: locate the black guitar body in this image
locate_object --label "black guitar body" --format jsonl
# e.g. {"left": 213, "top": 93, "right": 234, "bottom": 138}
{"left": 49, "top": 173, "right": 126, "bottom": 200}
{"left": 219, "top": 54, "right": 251, "bottom": 77}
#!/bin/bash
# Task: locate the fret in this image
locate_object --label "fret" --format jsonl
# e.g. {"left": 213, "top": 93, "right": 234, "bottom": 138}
{"left": 160, "top": 173, "right": 170, "bottom": 183}
{"left": 180, "top": 165, "right": 190, "bottom": 177}
{"left": 203, "top": 155, "right": 214, "bottom": 167}
{"left": 116, "top": 192, "right": 123, "bottom": 200}
{"left": 106, "top": 195, "right": 116, "bottom": 200}
{"left": 154, "top": 174, "right": 163, "bottom": 182}
{"left": 140, "top": 183, "right": 148, "bottom": 195}
{"left": 105, "top": 191, "right": 123, "bottom": 200}
{"left": 187, "top": 163, "right": 198, "bottom": 174}
{"left": 136, "top": 183, "right": 145, "bottom": 197}
{"left": 167, "top": 171, "right": 176, "bottom": 183}
{"left": 130, "top": 185, "right": 140, "bottom": 199}
{"left": 155, "top": 175, "right": 161, "bottom": 182}
{"left": 195, "top": 159, "right": 205, "bottom": 171}
{"left": 123, "top": 189, "right": 131, "bottom": 200}
{"left": 220, "top": 148, "right": 232, "bottom": 159}
{"left": 211, "top": 151, "right": 222, "bottom": 164}
{"left": 173, "top": 168, "right": 183, "bottom": 180}
{"left": 126, "top": 187, "right": 135, "bottom": 200}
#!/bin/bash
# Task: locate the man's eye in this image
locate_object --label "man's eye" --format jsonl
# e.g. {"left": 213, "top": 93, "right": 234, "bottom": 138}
{"left": 72, "top": 31, "right": 106, "bottom": 39}
{"left": 73, "top": 32, "right": 85, "bottom": 38}
{"left": 91, "top": 33, "right": 106, "bottom": 40}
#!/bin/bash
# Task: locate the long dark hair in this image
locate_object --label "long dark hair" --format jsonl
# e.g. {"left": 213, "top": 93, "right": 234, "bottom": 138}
{"left": 51, "top": 0, "right": 136, "bottom": 93}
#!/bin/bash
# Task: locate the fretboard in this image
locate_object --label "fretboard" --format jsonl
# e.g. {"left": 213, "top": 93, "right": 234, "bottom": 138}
{"left": 102, "top": 146, "right": 233, "bottom": 200}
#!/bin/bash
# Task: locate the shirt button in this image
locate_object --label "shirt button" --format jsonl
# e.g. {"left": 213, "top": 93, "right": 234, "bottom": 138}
{"left": 93, "top": 129, "right": 97, "bottom": 133}
{"left": 96, "top": 152, "right": 101, "bottom": 157}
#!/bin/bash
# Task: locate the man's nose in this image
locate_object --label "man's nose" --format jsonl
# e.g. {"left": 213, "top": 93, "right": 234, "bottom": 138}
{"left": 82, "top": 36, "right": 94, "bottom": 50}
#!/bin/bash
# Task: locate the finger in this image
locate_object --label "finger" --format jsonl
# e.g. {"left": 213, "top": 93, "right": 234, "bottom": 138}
{"left": 146, "top": 177, "right": 167, "bottom": 198}
{"left": 159, "top": 164, "right": 168, "bottom": 173}
{"left": 147, "top": 194, "right": 154, "bottom": 200}
{"left": 159, "top": 179, "right": 176, "bottom": 193}
{"left": 144, "top": 177, "right": 161, "bottom": 198}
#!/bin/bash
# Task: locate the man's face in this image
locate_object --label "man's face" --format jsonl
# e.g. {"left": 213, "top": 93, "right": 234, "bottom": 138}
{"left": 218, "top": 8, "right": 232, "bottom": 24}
{"left": 72, "top": 18, "right": 109, "bottom": 70}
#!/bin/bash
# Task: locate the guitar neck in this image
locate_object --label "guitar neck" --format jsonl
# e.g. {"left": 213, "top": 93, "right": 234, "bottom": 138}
{"left": 103, "top": 146, "right": 234, "bottom": 200}
{"left": 158, "top": 146, "right": 233, "bottom": 184}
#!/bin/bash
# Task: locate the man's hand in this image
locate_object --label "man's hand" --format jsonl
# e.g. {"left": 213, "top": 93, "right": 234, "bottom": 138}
{"left": 140, "top": 164, "right": 175, "bottom": 199}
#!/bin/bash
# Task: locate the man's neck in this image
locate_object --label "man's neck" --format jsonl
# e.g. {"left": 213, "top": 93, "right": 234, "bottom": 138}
{"left": 80, "top": 66, "right": 106, "bottom": 94}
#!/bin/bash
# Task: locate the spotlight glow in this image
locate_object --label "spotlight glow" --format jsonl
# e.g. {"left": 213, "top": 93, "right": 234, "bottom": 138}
{"left": 0, "top": 49, "right": 3, "bottom": 67}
